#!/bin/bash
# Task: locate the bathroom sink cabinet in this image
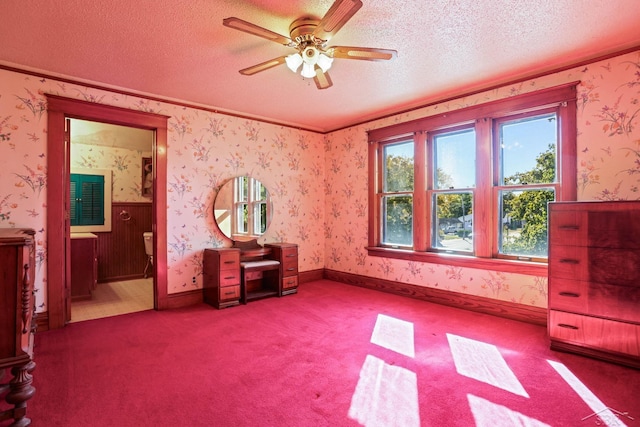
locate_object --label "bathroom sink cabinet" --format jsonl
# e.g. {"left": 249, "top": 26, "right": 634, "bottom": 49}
{"left": 70, "top": 233, "right": 98, "bottom": 301}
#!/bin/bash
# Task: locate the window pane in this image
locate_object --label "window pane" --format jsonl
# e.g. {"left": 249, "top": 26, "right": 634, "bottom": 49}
{"left": 434, "top": 129, "right": 476, "bottom": 189}
{"left": 254, "top": 202, "right": 267, "bottom": 234}
{"left": 433, "top": 193, "right": 473, "bottom": 252}
{"left": 236, "top": 176, "right": 248, "bottom": 202}
{"left": 383, "top": 141, "right": 414, "bottom": 192}
{"left": 500, "top": 114, "right": 557, "bottom": 185}
{"left": 382, "top": 195, "right": 413, "bottom": 246}
{"left": 499, "top": 189, "right": 555, "bottom": 258}
{"left": 236, "top": 203, "right": 248, "bottom": 233}
{"left": 254, "top": 180, "right": 267, "bottom": 201}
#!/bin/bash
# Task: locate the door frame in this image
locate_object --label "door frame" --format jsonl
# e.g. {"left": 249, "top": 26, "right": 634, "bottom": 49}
{"left": 46, "top": 95, "right": 170, "bottom": 329}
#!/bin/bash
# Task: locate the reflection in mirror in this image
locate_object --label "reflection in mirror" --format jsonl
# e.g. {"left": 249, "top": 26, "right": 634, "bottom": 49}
{"left": 214, "top": 176, "right": 272, "bottom": 242}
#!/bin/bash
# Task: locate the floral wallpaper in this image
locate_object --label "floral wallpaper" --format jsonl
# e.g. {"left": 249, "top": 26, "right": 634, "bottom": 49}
{"left": 324, "top": 50, "right": 640, "bottom": 308}
{"left": 0, "top": 49, "right": 638, "bottom": 314}
{"left": 71, "top": 142, "right": 152, "bottom": 203}
{"left": 0, "top": 69, "right": 325, "bottom": 312}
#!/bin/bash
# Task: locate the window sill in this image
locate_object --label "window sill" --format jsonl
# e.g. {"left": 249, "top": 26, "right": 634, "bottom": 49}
{"left": 366, "top": 247, "right": 548, "bottom": 276}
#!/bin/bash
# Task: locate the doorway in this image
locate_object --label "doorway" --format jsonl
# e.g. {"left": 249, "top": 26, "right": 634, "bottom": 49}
{"left": 68, "top": 119, "right": 155, "bottom": 322}
{"left": 46, "top": 95, "right": 169, "bottom": 330}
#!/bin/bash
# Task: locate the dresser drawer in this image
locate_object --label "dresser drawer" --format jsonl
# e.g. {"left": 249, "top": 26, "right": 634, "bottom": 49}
{"left": 218, "top": 285, "right": 240, "bottom": 302}
{"left": 586, "top": 210, "right": 640, "bottom": 249}
{"left": 549, "top": 211, "right": 587, "bottom": 247}
{"left": 282, "top": 258, "right": 298, "bottom": 277}
{"left": 548, "top": 245, "right": 589, "bottom": 281}
{"left": 550, "top": 245, "right": 640, "bottom": 286}
{"left": 219, "top": 269, "right": 241, "bottom": 287}
{"left": 588, "top": 282, "right": 640, "bottom": 323}
{"left": 219, "top": 250, "right": 240, "bottom": 271}
{"left": 549, "top": 208, "right": 640, "bottom": 249}
{"left": 548, "top": 278, "right": 588, "bottom": 313}
{"left": 549, "top": 310, "right": 640, "bottom": 357}
{"left": 283, "top": 275, "right": 298, "bottom": 290}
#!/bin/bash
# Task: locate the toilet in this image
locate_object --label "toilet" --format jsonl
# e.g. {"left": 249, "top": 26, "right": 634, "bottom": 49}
{"left": 143, "top": 232, "right": 153, "bottom": 278}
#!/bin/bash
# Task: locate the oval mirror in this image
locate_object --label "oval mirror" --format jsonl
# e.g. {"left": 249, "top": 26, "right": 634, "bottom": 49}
{"left": 213, "top": 176, "right": 272, "bottom": 242}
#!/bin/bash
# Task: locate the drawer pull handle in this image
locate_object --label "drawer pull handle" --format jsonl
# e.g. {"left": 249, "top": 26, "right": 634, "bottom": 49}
{"left": 287, "top": 254, "right": 296, "bottom": 258}
{"left": 224, "top": 276, "right": 236, "bottom": 280}
{"left": 223, "top": 260, "right": 235, "bottom": 264}
{"left": 557, "top": 323, "right": 579, "bottom": 330}
{"left": 558, "top": 225, "right": 579, "bottom": 230}
{"left": 223, "top": 291, "right": 235, "bottom": 296}
{"left": 559, "top": 292, "right": 580, "bottom": 298}
{"left": 286, "top": 268, "right": 295, "bottom": 271}
{"left": 559, "top": 258, "right": 579, "bottom": 264}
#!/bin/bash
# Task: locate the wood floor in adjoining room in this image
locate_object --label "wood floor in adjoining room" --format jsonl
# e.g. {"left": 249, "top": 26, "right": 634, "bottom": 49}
{"left": 70, "top": 278, "right": 153, "bottom": 323}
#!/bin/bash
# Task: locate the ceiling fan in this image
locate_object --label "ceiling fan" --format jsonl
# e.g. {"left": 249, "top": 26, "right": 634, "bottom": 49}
{"left": 223, "top": 0, "right": 397, "bottom": 90}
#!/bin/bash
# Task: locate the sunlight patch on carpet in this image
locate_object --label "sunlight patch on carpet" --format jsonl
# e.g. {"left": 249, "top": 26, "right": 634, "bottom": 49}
{"left": 348, "top": 355, "right": 420, "bottom": 427}
{"left": 370, "top": 314, "right": 415, "bottom": 358}
{"left": 467, "top": 394, "right": 551, "bottom": 427}
{"left": 547, "top": 360, "right": 629, "bottom": 427}
{"left": 447, "top": 334, "right": 529, "bottom": 397}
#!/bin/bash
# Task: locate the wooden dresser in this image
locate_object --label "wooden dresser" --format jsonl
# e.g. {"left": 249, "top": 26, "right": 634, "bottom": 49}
{"left": 0, "top": 228, "right": 36, "bottom": 426}
{"left": 548, "top": 201, "right": 640, "bottom": 368}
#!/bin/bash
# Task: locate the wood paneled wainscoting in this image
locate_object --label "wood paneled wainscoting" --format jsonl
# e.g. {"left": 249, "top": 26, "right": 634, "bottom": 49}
{"left": 95, "top": 202, "right": 152, "bottom": 282}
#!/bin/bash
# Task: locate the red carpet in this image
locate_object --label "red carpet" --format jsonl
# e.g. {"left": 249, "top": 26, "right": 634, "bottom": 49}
{"left": 24, "top": 280, "right": 639, "bottom": 426}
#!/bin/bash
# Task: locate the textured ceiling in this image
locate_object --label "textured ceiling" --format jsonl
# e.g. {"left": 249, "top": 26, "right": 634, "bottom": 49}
{"left": 1, "top": 0, "right": 639, "bottom": 133}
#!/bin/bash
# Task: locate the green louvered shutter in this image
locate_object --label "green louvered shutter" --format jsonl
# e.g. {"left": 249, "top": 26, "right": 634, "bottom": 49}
{"left": 70, "top": 173, "right": 105, "bottom": 226}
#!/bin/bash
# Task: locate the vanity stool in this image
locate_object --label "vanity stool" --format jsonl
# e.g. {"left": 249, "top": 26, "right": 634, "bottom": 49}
{"left": 240, "top": 259, "right": 280, "bottom": 303}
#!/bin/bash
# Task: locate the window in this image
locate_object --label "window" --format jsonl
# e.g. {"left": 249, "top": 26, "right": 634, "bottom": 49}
{"left": 232, "top": 176, "right": 269, "bottom": 237}
{"left": 496, "top": 111, "right": 558, "bottom": 260}
{"left": 381, "top": 140, "right": 414, "bottom": 247}
{"left": 70, "top": 173, "right": 105, "bottom": 226}
{"left": 432, "top": 127, "right": 475, "bottom": 253}
{"left": 368, "top": 83, "right": 577, "bottom": 273}
{"left": 70, "top": 168, "right": 113, "bottom": 233}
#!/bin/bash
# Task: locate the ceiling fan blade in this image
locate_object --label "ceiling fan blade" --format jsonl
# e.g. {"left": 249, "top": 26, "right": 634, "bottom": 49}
{"left": 223, "top": 17, "right": 293, "bottom": 46}
{"left": 313, "top": 0, "right": 363, "bottom": 41}
{"left": 314, "top": 69, "right": 333, "bottom": 90}
{"left": 239, "top": 56, "right": 287, "bottom": 76}
{"left": 329, "top": 46, "right": 397, "bottom": 61}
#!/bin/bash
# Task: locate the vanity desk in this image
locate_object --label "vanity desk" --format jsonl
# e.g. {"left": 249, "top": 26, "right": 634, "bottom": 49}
{"left": 203, "top": 242, "right": 298, "bottom": 309}
{"left": 207, "top": 176, "right": 299, "bottom": 309}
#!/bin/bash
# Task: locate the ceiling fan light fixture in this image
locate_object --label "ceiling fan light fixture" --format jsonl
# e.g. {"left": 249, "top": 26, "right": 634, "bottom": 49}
{"left": 316, "top": 53, "right": 333, "bottom": 73}
{"left": 302, "top": 46, "right": 319, "bottom": 65}
{"left": 285, "top": 53, "right": 303, "bottom": 72}
{"left": 301, "top": 62, "right": 316, "bottom": 78}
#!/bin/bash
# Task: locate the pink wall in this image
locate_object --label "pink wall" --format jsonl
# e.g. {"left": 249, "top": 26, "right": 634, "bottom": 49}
{"left": 324, "top": 50, "right": 640, "bottom": 308}
{"left": 0, "top": 50, "right": 638, "bottom": 313}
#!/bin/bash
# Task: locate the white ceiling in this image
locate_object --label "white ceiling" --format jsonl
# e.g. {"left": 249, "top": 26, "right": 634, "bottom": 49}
{"left": 70, "top": 119, "right": 154, "bottom": 152}
{"left": 1, "top": 0, "right": 639, "bottom": 133}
